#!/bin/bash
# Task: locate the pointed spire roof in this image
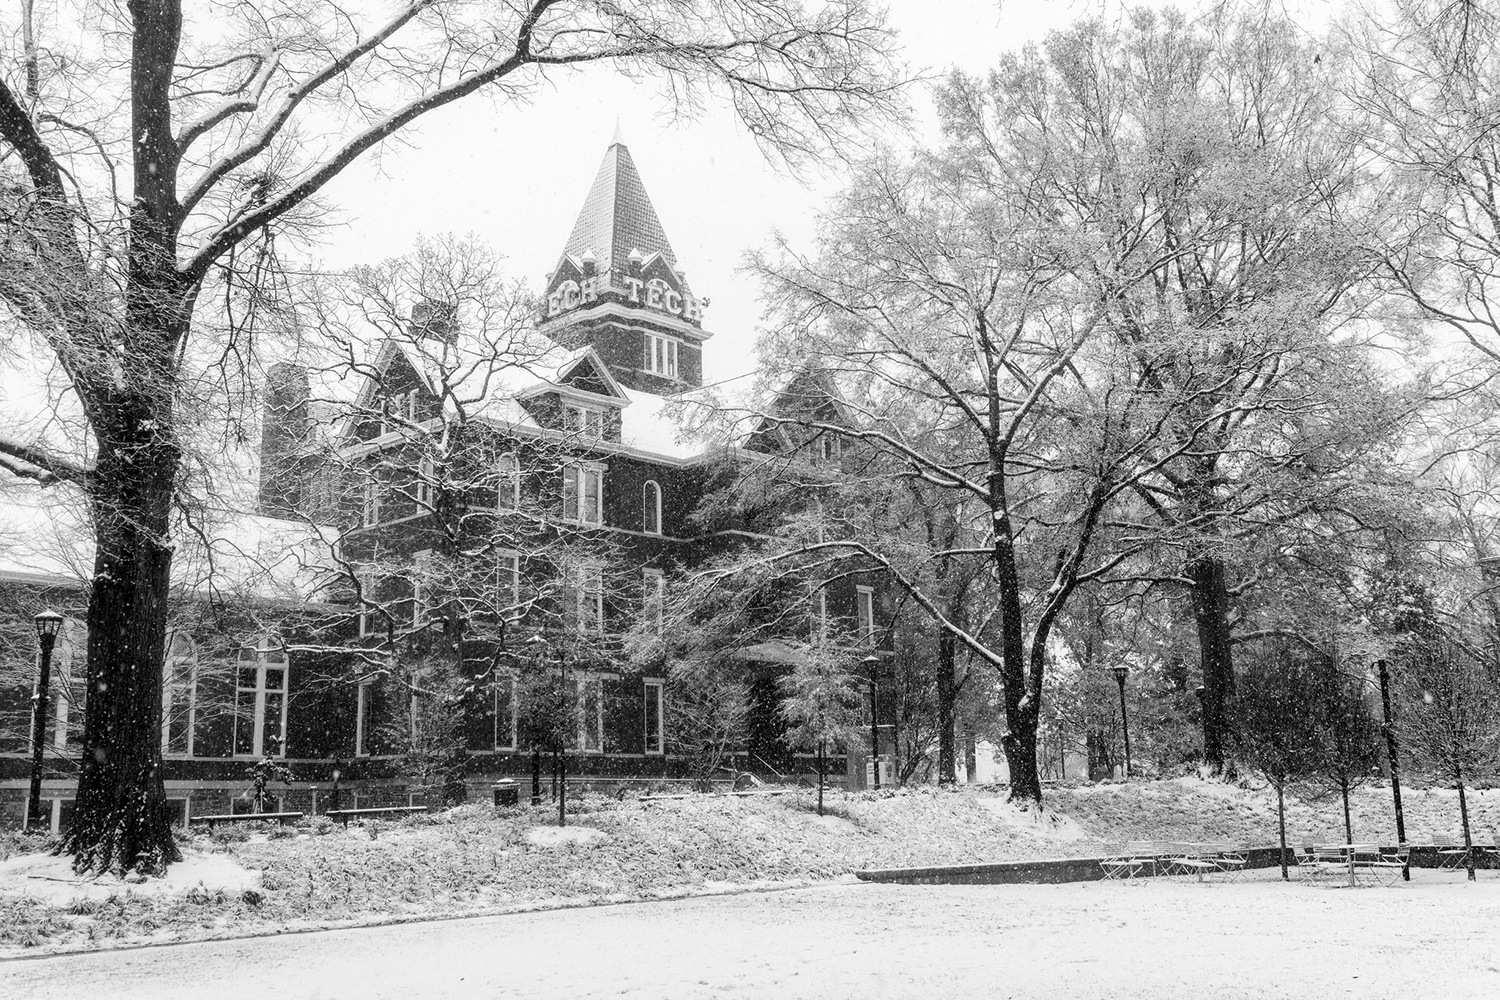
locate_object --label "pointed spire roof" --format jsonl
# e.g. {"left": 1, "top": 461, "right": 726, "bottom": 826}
{"left": 561, "top": 138, "right": 678, "bottom": 281}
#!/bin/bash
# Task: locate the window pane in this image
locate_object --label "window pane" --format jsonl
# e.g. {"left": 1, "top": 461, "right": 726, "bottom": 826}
{"left": 562, "top": 467, "right": 579, "bottom": 519}
{"left": 262, "top": 693, "right": 285, "bottom": 756}
{"left": 233, "top": 689, "right": 257, "bottom": 756}
{"left": 587, "top": 469, "right": 603, "bottom": 524}
{"left": 264, "top": 667, "right": 286, "bottom": 692}
{"left": 645, "top": 683, "right": 662, "bottom": 754}
{"left": 237, "top": 666, "right": 257, "bottom": 689}
{"left": 495, "top": 675, "right": 515, "bottom": 749}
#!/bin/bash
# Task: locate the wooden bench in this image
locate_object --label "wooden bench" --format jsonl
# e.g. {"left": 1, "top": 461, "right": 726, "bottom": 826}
{"left": 325, "top": 806, "right": 428, "bottom": 828}
{"left": 191, "top": 811, "right": 303, "bottom": 831}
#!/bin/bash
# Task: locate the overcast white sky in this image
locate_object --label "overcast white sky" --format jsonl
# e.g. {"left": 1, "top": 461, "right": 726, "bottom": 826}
{"left": 309, "top": 0, "right": 1127, "bottom": 389}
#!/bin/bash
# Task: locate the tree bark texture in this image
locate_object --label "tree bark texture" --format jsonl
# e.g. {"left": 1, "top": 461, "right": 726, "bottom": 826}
{"left": 936, "top": 630, "right": 957, "bottom": 784}
{"left": 1188, "top": 553, "right": 1236, "bottom": 774}
{"left": 1276, "top": 783, "right": 1289, "bottom": 880}
{"left": 61, "top": 445, "right": 182, "bottom": 873}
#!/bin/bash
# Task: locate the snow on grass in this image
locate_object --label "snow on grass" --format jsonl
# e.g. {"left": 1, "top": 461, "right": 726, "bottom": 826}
{"left": 0, "top": 849, "right": 259, "bottom": 906}
{"left": 526, "top": 825, "right": 608, "bottom": 847}
{"left": 2, "top": 778, "right": 1493, "bottom": 955}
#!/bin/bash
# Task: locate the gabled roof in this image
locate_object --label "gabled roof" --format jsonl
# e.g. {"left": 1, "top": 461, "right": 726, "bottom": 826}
{"left": 560, "top": 139, "right": 681, "bottom": 285}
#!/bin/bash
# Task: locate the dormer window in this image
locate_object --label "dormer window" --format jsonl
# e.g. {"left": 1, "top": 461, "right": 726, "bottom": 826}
{"left": 644, "top": 333, "right": 679, "bottom": 379}
{"left": 817, "top": 432, "right": 842, "bottom": 464}
{"left": 564, "top": 403, "right": 604, "bottom": 439}
{"left": 382, "top": 390, "right": 418, "bottom": 433}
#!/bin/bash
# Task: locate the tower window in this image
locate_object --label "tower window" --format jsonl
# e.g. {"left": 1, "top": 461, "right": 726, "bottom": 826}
{"left": 642, "top": 480, "right": 662, "bottom": 535}
{"left": 644, "top": 334, "right": 679, "bottom": 378}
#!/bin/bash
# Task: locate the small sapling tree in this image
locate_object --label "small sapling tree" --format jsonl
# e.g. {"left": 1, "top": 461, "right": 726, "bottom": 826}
{"left": 779, "top": 646, "right": 863, "bottom": 816}
{"left": 1233, "top": 652, "right": 1323, "bottom": 879}
{"left": 1395, "top": 637, "right": 1500, "bottom": 881}
{"left": 1312, "top": 669, "right": 1385, "bottom": 844}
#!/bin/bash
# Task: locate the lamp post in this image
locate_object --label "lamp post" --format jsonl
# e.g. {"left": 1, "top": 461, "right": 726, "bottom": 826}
{"left": 861, "top": 654, "right": 881, "bottom": 790}
{"left": 556, "top": 642, "right": 568, "bottom": 828}
{"left": 525, "top": 634, "right": 547, "bottom": 807}
{"left": 1111, "top": 665, "right": 1132, "bottom": 780}
{"left": 27, "top": 609, "right": 64, "bottom": 831}
{"left": 330, "top": 763, "right": 343, "bottom": 814}
{"left": 1376, "top": 659, "right": 1409, "bottom": 879}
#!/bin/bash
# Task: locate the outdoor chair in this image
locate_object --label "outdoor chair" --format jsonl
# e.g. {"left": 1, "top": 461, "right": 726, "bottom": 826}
{"left": 1303, "top": 843, "right": 1349, "bottom": 884}
{"left": 1099, "top": 843, "right": 1147, "bottom": 881}
{"left": 1358, "top": 845, "right": 1409, "bottom": 887}
{"left": 1435, "top": 833, "right": 1469, "bottom": 872}
{"left": 1164, "top": 842, "right": 1219, "bottom": 882}
{"left": 1125, "top": 841, "right": 1159, "bottom": 879}
{"left": 1211, "top": 843, "right": 1249, "bottom": 881}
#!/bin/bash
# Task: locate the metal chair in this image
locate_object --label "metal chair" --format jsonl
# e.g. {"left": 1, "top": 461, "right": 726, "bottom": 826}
{"left": 1125, "top": 841, "right": 1159, "bottom": 879}
{"left": 1099, "top": 843, "right": 1147, "bottom": 881}
{"left": 1435, "top": 832, "right": 1469, "bottom": 872}
{"left": 1211, "top": 842, "right": 1249, "bottom": 882}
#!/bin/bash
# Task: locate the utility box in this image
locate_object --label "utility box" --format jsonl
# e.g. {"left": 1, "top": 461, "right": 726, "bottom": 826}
{"left": 493, "top": 779, "right": 519, "bottom": 808}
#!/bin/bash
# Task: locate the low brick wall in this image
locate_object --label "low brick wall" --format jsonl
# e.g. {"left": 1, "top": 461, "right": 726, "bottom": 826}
{"left": 855, "top": 844, "right": 1495, "bottom": 885}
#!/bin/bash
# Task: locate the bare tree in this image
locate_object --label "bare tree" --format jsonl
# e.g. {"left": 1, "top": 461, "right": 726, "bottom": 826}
{"left": 1394, "top": 635, "right": 1500, "bottom": 880}
{"left": 1232, "top": 648, "right": 1324, "bottom": 880}
{"left": 0, "top": 1, "right": 901, "bottom": 873}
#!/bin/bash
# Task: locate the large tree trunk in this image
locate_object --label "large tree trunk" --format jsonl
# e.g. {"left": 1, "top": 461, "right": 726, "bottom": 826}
{"left": 936, "top": 630, "right": 957, "bottom": 784}
{"left": 61, "top": 442, "right": 181, "bottom": 874}
{"left": 992, "top": 520, "right": 1042, "bottom": 805}
{"left": 1188, "top": 553, "right": 1236, "bottom": 774}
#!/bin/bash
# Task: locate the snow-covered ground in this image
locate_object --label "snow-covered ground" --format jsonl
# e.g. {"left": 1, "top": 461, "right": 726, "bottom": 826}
{"left": 0, "top": 849, "right": 260, "bottom": 905}
{"left": 3, "top": 870, "right": 1497, "bottom": 999}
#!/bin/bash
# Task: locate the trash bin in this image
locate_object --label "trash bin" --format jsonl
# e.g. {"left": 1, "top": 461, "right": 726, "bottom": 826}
{"left": 493, "top": 779, "right": 519, "bottom": 808}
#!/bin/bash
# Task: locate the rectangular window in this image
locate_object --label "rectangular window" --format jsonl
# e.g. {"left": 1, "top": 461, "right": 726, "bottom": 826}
{"left": 644, "top": 679, "right": 664, "bottom": 755}
{"left": 563, "top": 403, "right": 604, "bottom": 439}
{"left": 495, "top": 672, "right": 517, "bottom": 750}
{"left": 411, "top": 551, "right": 433, "bottom": 627}
{"left": 571, "top": 564, "right": 604, "bottom": 632}
{"left": 162, "top": 638, "right": 197, "bottom": 757}
{"left": 355, "top": 680, "right": 372, "bottom": 757}
{"left": 496, "top": 453, "right": 520, "bottom": 510}
{"left": 643, "top": 569, "right": 666, "bottom": 631}
{"left": 856, "top": 585, "right": 875, "bottom": 642}
{"left": 496, "top": 550, "right": 520, "bottom": 613}
{"left": 577, "top": 674, "right": 604, "bottom": 752}
{"left": 811, "top": 585, "right": 828, "bottom": 643}
{"left": 357, "top": 570, "right": 379, "bottom": 637}
{"left": 233, "top": 640, "right": 289, "bottom": 757}
{"left": 415, "top": 453, "right": 436, "bottom": 507}
{"left": 381, "top": 390, "right": 418, "bottom": 434}
{"left": 818, "top": 433, "right": 842, "bottom": 463}
{"left": 644, "top": 334, "right": 679, "bottom": 378}
{"left": 562, "top": 464, "right": 604, "bottom": 526}
{"left": 361, "top": 477, "right": 381, "bottom": 527}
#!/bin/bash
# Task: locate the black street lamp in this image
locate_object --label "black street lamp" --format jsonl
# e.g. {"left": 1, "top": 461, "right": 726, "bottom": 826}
{"left": 1111, "top": 665, "right": 1132, "bottom": 780}
{"left": 27, "top": 609, "right": 64, "bottom": 831}
{"left": 861, "top": 653, "right": 881, "bottom": 791}
{"left": 330, "top": 762, "right": 343, "bottom": 814}
{"left": 1376, "top": 659, "right": 1409, "bottom": 880}
{"left": 555, "top": 643, "right": 568, "bottom": 828}
{"left": 525, "top": 634, "right": 547, "bottom": 807}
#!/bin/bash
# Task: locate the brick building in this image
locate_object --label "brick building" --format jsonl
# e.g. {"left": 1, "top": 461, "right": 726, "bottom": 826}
{"left": 0, "top": 137, "right": 889, "bottom": 829}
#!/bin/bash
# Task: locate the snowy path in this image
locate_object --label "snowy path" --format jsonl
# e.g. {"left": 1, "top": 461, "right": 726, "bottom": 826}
{"left": 3, "top": 872, "right": 1498, "bottom": 999}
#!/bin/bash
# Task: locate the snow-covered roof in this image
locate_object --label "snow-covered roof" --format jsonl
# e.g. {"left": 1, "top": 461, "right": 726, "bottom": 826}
{"left": 354, "top": 333, "right": 731, "bottom": 464}
{"left": 0, "top": 482, "right": 341, "bottom": 604}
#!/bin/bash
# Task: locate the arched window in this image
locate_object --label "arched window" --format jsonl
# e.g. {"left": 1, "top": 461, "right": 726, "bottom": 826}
{"left": 162, "top": 632, "right": 198, "bottom": 757}
{"left": 234, "top": 636, "right": 289, "bottom": 758}
{"left": 642, "top": 480, "right": 662, "bottom": 535}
